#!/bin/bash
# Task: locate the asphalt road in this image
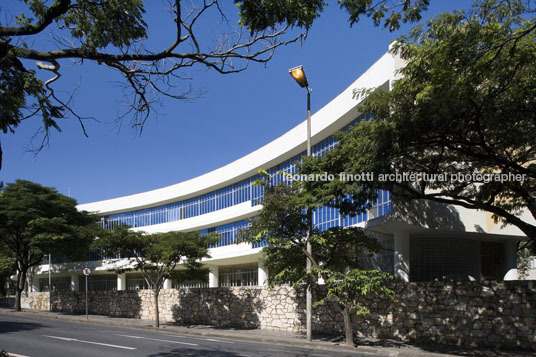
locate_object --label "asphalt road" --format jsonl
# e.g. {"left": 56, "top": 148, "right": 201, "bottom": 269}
{"left": 0, "top": 314, "right": 372, "bottom": 357}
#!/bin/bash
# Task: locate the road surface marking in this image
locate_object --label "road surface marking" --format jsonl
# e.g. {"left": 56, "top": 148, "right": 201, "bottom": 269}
{"left": 7, "top": 353, "right": 30, "bottom": 357}
{"left": 203, "top": 338, "right": 234, "bottom": 343}
{"left": 116, "top": 334, "right": 198, "bottom": 346}
{"left": 42, "top": 335, "right": 136, "bottom": 350}
{"left": 158, "top": 332, "right": 234, "bottom": 343}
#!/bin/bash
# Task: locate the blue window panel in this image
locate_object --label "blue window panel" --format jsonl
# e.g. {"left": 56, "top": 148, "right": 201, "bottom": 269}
{"left": 252, "top": 240, "right": 268, "bottom": 248}
{"left": 385, "top": 202, "right": 392, "bottom": 215}
{"left": 101, "top": 113, "right": 392, "bottom": 230}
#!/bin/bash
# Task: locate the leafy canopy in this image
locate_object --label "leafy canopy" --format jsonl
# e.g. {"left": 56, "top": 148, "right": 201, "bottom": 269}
{"left": 0, "top": 179, "right": 98, "bottom": 310}
{"left": 235, "top": 0, "right": 430, "bottom": 32}
{"left": 0, "top": 179, "right": 97, "bottom": 262}
{"left": 314, "top": 0, "right": 536, "bottom": 248}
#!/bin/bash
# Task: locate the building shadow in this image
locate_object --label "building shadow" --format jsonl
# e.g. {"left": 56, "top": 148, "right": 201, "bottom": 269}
{"left": 390, "top": 199, "right": 466, "bottom": 231}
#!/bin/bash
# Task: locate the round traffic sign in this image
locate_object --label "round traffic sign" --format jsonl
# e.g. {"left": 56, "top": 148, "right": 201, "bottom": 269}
{"left": 82, "top": 267, "right": 91, "bottom": 276}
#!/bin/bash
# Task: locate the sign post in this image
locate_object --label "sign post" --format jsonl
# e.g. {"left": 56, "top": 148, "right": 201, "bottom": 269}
{"left": 82, "top": 268, "right": 91, "bottom": 320}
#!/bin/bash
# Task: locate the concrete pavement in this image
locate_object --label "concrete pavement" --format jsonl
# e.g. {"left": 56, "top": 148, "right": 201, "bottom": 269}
{"left": 0, "top": 308, "right": 532, "bottom": 357}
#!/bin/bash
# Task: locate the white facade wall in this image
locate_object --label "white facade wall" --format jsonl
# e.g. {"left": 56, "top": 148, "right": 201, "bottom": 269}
{"left": 31, "top": 45, "right": 529, "bottom": 290}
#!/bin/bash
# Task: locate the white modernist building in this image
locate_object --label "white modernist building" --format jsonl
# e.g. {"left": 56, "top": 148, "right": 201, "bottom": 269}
{"left": 30, "top": 45, "right": 530, "bottom": 293}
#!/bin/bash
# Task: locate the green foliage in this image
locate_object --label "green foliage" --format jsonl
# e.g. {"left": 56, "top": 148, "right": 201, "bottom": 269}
{"left": 317, "top": 0, "right": 536, "bottom": 242}
{"left": 318, "top": 269, "right": 394, "bottom": 316}
{"left": 236, "top": 0, "right": 430, "bottom": 33}
{"left": 61, "top": 0, "right": 147, "bottom": 50}
{"left": 340, "top": 0, "right": 429, "bottom": 31}
{"left": 0, "top": 254, "right": 13, "bottom": 278}
{"left": 1, "top": 0, "right": 146, "bottom": 145}
{"left": 235, "top": 0, "right": 326, "bottom": 32}
{"left": 0, "top": 180, "right": 97, "bottom": 262}
{"left": 0, "top": 179, "right": 98, "bottom": 308}
{"left": 0, "top": 252, "right": 15, "bottom": 296}
{"left": 241, "top": 170, "right": 395, "bottom": 344}
{"left": 517, "top": 241, "right": 534, "bottom": 280}
{"left": 0, "top": 56, "right": 63, "bottom": 135}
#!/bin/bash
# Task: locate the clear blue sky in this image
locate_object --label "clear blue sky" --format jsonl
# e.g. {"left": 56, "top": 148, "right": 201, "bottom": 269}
{"left": 1, "top": 1, "right": 469, "bottom": 204}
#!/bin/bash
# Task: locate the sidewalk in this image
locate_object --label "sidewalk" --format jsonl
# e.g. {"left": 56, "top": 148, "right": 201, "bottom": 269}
{"left": 0, "top": 308, "right": 532, "bottom": 357}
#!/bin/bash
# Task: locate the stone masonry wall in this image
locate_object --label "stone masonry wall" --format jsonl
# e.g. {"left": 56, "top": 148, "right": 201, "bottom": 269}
{"left": 49, "top": 286, "right": 302, "bottom": 329}
{"left": 33, "top": 281, "right": 536, "bottom": 351}
{"left": 21, "top": 291, "right": 50, "bottom": 311}
{"left": 315, "top": 281, "right": 536, "bottom": 351}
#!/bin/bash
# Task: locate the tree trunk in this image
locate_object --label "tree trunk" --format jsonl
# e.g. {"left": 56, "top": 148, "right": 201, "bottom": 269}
{"left": 341, "top": 304, "right": 354, "bottom": 347}
{"left": 14, "top": 269, "right": 26, "bottom": 312}
{"left": 154, "top": 289, "right": 160, "bottom": 328}
{"left": 14, "top": 289, "right": 21, "bottom": 312}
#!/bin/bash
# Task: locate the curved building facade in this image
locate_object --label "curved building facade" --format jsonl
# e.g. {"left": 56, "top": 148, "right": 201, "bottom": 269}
{"left": 30, "top": 46, "right": 525, "bottom": 294}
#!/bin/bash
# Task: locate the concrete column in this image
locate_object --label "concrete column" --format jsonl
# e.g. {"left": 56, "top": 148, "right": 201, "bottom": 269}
{"left": 71, "top": 274, "right": 79, "bottom": 292}
{"left": 258, "top": 258, "right": 268, "bottom": 286}
{"left": 208, "top": 266, "right": 219, "bottom": 288}
{"left": 117, "top": 273, "right": 126, "bottom": 291}
{"left": 394, "top": 231, "right": 410, "bottom": 282}
{"left": 163, "top": 278, "right": 172, "bottom": 289}
{"left": 503, "top": 240, "right": 518, "bottom": 275}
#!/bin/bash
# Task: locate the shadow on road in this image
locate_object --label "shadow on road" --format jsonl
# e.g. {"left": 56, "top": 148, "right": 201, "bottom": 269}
{"left": 0, "top": 320, "right": 48, "bottom": 334}
{"left": 148, "top": 348, "right": 245, "bottom": 357}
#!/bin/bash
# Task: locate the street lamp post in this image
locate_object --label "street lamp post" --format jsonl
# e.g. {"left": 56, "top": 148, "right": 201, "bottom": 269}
{"left": 289, "top": 65, "right": 313, "bottom": 342}
{"left": 48, "top": 253, "right": 52, "bottom": 311}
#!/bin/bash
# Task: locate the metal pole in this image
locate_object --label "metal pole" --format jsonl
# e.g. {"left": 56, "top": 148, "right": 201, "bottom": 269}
{"left": 85, "top": 275, "right": 88, "bottom": 320}
{"left": 48, "top": 254, "right": 52, "bottom": 311}
{"left": 306, "top": 87, "right": 313, "bottom": 342}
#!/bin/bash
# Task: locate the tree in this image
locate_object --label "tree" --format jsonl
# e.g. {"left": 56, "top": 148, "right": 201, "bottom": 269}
{"left": 313, "top": 0, "right": 536, "bottom": 250}
{"left": 236, "top": 0, "right": 430, "bottom": 32}
{"left": 0, "top": 0, "right": 305, "bottom": 170}
{"left": 0, "top": 251, "right": 14, "bottom": 297}
{"left": 0, "top": 180, "right": 97, "bottom": 311}
{"left": 0, "top": 0, "right": 441, "bottom": 171}
{"left": 93, "top": 226, "right": 218, "bottom": 327}
{"left": 240, "top": 171, "right": 394, "bottom": 346}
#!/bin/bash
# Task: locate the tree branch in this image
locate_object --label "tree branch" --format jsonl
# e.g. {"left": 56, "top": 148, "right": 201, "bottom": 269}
{"left": 0, "top": 0, "right": 71, "bottom": 37}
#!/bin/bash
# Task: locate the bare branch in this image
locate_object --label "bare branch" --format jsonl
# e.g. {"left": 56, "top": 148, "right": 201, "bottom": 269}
{"left": 2, "top": 0, "right": 305, "bottom": 147}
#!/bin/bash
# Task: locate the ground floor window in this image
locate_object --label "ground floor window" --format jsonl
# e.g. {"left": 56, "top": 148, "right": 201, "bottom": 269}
{"left": 126, "top": 273, "right": 152, "bottom": 290}
{"left": 358, "top": 232, "right": 394, "bottom": 274}
{"left": 39, "top": 276, "right": 71, "bottom": 292}
{"left": 410, "top": 237, "right": 480, "bottom": 281}
{"left": 79, "top": 274, "right": 117, "bottom": 292}
{"left": 219, "top": 263, "right": 258, "bottom": 287}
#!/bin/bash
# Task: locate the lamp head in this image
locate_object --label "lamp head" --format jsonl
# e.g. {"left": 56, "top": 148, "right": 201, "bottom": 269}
{"left": 289, "top": 65, "right": 309, "bottom": 88}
